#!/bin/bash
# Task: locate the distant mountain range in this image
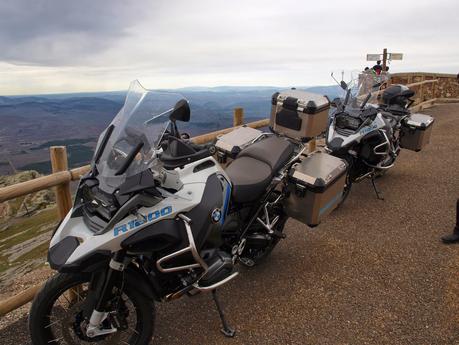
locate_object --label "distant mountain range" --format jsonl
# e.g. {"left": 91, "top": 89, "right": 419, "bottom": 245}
{"left": 0, "top": 85, "right": 341, "bottom": 174}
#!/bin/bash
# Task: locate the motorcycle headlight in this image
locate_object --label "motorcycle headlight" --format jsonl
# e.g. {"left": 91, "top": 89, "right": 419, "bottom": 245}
{"left": 336, "top": 114, "right": 361, "bottom": 130}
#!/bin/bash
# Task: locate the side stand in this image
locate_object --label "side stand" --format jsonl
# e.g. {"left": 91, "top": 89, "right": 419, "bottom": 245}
{"left": 441, "top": 199, "right": 459, "bottom": 244}
{"left": 371, "top": 177, "right": 384, "bottom": 201}
{"left": 212, "top": 289, "right": 236, "bottom": 338}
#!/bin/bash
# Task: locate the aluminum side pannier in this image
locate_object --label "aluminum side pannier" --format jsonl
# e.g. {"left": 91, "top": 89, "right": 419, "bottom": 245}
{"left": 270, "top": 89, "right": 330, "bottom": 141}
{"left": 283, "top": 152, "right": 347, "bottom": 227}
{"left": 400, "top": 113, "right": 435, "bottom": 152}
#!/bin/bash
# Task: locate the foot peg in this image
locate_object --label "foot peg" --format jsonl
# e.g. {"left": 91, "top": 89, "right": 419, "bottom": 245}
{"left": 212, "top": 290, "right": 235, "bottom": 338}
{"left": 272, "top": 229, "right": 286, "bottom": 239}
{"left": 239, "top": 257, "right": 255, "bottom": 267}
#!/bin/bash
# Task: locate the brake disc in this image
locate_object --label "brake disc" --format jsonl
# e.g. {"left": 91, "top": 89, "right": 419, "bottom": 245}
{"left": 54, "top": 294, "right": 134, "bottom": 345}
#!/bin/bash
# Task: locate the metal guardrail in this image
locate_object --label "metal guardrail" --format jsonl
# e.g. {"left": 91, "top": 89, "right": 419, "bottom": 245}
{"left": 0, "top": 74, "right": 456, "bottom": 317}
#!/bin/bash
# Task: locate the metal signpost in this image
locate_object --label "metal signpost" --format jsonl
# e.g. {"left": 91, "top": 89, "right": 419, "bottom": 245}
{"left": 367, "top": 48, "right": 403, "bottom": 71}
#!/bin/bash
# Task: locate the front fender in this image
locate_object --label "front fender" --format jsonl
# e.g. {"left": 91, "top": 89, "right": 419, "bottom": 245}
{"left": 80, "top": 265, "right": 158, "bottom": 319}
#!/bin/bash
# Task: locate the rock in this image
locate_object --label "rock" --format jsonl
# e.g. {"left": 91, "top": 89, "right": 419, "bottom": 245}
{"left": 0, "top": 170, "right": 55, "bottom": 220}
{"left": 0, "top": 170, "right": 41, "bottom": 187}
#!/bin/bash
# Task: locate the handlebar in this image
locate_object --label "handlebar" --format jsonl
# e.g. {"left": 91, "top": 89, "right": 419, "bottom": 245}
{"left": 360, "top": 93, "right": 372, "bottom": 109}
{"left": 188, "top": 141, "right": 215, "bottom": 153}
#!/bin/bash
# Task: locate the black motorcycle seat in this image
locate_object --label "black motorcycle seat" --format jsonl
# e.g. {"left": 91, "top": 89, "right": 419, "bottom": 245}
{"left": 226, "top": 136, "right": 294, "bottom": 203}
{"left": 226, "top": 157, "right": 272, "bottom": 203}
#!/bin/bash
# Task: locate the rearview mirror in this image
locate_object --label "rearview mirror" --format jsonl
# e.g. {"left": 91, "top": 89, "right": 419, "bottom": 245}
{"left": 331, "top": 97, "right": 342, "bottom": 107}
{"left": 170, "top": 99, "right": 190, "bottom": 122}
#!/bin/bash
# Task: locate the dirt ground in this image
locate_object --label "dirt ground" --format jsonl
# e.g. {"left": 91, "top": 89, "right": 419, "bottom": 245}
{"left": 1, "top": 103, "right": 458, "bottom": 344}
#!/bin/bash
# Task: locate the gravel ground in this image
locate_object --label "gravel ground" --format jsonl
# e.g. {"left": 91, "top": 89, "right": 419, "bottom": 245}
{"left": 1, "top": 104, "right": 458, "bottom": 344}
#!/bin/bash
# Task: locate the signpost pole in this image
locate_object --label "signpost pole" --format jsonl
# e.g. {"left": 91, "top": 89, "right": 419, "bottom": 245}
{"left": 382, "top": 48, "right": 388, "bottom": 71}
{"left": 367, "top": 49, "right": 402, "bottom": 75}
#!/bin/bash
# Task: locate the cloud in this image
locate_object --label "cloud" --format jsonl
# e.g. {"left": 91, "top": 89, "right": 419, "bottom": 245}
{"left": 0, "top": 0, "right": 458, "bottom": 94}
{"left": 0, "top": 0, "right": 147, "bottom": 65}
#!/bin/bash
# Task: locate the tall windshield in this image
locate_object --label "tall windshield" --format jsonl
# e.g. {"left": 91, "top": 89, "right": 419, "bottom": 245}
{"left": 93, "top": 80, "right": 185, "bottom": 192}
{"left": 332, "top": 70, "right": 390, "bottom": 109}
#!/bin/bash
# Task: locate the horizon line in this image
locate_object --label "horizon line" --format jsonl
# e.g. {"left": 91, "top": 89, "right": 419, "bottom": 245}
{"left": 1, "top": 84, "right": 338, "bottom": 98}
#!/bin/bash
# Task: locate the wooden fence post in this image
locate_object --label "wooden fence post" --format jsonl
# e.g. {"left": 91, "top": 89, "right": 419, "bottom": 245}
{"left": 308, "top": 139, "right": 316, "bottom": 153}
{"left": 233, "top": 108, "right": 244, "bottom": 127}
{"left": 50, "top": 146, "right": 81, "bottom": 301}
{"left": 50, "top": 146, "right": 73, "bottom": 220}
{"left": 419, "top": 76, "right": 426, "bottom": 104}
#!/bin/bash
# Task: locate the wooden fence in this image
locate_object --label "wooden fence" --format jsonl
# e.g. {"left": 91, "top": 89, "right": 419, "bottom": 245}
{"left": 0, "top": 74, "right": 456, "bottom": 317}
{"left": 0, "top": 108, "right": 269, "bottom": 316}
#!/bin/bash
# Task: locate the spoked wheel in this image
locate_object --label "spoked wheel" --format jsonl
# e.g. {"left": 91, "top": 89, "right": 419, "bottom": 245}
{"left": 240, "top": 206, "right": 288, "bottom": 267}
{"left": 29, "top": 273, "right": 154, "bottom": 345}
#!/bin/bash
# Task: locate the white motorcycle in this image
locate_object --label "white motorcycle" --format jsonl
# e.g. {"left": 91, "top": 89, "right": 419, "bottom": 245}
{"left": 326, "top": 71, "right": 425, "bottom": 202}
{"left": 29, "top": 80, "right": 308, "bottom": 344}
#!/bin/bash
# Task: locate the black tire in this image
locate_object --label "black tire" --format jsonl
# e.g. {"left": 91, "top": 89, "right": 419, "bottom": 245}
{"left": 332, "top": 153, "right": 354, "bottom": 208}
{"left": 29, "top": 272, "right": 154, "bottom": 345}
{"left": 240, "top": 215, "right": 288, "bottom": 267}
{"left": 337, "top": 173, "right": 352, "bottom": 208}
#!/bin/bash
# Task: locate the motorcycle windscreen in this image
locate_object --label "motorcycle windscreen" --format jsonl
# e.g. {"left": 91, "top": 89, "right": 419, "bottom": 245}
{"left": 331, "top": 70, "right": 389, "bottom": 111}
{"left": 92, "top": 80, "right": 185, "bottom": 193}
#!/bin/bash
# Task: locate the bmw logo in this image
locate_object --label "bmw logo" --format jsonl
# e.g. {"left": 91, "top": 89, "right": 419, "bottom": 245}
{"left": 211, "top": 208, "right": 222, "bottom": 223}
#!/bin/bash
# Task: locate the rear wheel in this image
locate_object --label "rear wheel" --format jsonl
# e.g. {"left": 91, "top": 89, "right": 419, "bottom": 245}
{"left": 336, "top": 152, "right": 355, "bottom": 208}
{"left": 29, "top": 272, "right": 154, "bottom": 345}
{"left": 239, "top": 228, "right": 286, "bottom": 267}
{"left": 337, "top": 172, "right": 352, "bottom": 208}
{"left": 240, "top": 200, "right": 288, "bottom": 267}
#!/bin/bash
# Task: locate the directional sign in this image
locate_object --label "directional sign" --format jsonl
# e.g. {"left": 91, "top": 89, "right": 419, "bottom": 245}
{"left": 389, "top": 53, "right": 403, "bottom": 60}
{"left": 367, "top": 54, "right": 382, "bottom": 61}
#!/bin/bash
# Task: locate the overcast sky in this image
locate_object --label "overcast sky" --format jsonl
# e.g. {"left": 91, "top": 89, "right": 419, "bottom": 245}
{"left": 0, "top": 0, "right": 458, "bottom": 95}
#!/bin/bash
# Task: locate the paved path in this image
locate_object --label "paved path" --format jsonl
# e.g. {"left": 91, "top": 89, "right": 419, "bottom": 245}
{"left": 1, "top": 103, "right": 459, "bottom": 344}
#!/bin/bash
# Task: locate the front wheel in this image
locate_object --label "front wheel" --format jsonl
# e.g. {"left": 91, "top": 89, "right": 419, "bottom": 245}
{"left": 29, "top": 272, "right": 154, "bottom": 345}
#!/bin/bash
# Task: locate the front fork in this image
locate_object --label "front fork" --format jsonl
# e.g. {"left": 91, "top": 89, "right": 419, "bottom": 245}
{"left": 86, "top": 251, "right": 128, "bottom": 338}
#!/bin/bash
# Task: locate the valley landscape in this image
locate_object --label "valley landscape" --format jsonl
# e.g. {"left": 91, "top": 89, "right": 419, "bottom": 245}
{"left": 0, "top": 85, "right": 340, "bottom": 175}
